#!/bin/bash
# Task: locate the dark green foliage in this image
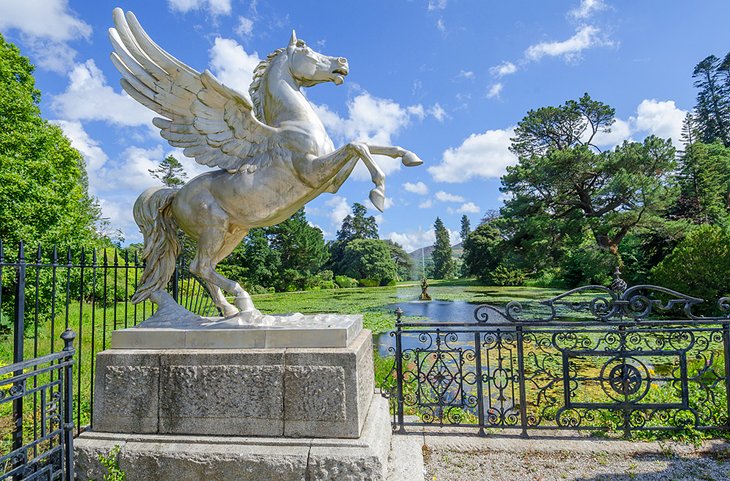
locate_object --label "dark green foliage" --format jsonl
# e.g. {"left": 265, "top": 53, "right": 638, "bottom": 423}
{"left": 339, "top": 239, "right": 398, "bottom": 285}
{"left": 651, "top": 224, "right": 730, "bottom": 311}
{"left": 692, "top": 54, "right": 730, "bottom": 146}
{"left": 461, "top": 222, "right": 502, "bottom": 283}
{"left": 489, "top": 265, "right": 526, "bottom": 286}
{"left": 431, "top": 217, "right": 454, "bottom": 279}
{"left": 334, "top": 275, "right": 358, "bottom": 288}
{"left": 560, "top": 241, "right": 615, "bottom": 287}
{"left": 0, "top": 34, "right": 102, "bottom": 250}
{"left": 148, "top": 155, "right": 187, "bottom": 187}
{"left": 383, "top": 240, "right": 414, "bottom": 281}
{"left": 459, "top": 215, "right": 471, "bottom": 277}
{"left": 329, "top": 202, "right": 380, "bottom": 273}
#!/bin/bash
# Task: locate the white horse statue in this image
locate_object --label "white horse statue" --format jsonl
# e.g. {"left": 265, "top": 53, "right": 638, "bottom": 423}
{"left": 108, "top": 9, "right": 423, "bottom": 321}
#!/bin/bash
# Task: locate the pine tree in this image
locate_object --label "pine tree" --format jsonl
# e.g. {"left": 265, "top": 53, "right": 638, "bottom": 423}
{"left": 431, "top": 217, "right": 454, "bottom": 279}
{"left": 459, "top": 215, "right": 471, "bottom": 277}
{"left": 149, "top": 155, "right": 188, "bottom": 187}
{"left": 692, "top": 55, "right": 730, "bottom": 146}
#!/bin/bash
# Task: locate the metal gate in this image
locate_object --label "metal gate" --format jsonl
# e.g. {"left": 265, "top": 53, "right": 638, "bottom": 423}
{"left": 380, "top": 279, "right": 730, "bottom": 436}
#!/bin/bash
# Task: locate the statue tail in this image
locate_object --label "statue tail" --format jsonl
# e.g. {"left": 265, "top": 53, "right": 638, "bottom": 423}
{"left": 131, "top": 186, "right": 181, "bottom": 304}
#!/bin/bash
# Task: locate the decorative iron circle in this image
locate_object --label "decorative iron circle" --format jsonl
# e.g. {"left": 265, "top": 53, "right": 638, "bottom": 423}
{"left": 608, "top": 364, "right": 641, "bottom": 395}
{"left": 599, "top": 356, "right": 651, "bottom": 403}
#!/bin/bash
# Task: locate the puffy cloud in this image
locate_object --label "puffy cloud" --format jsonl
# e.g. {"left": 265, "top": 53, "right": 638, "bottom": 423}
{"left": 235, "top": 16, "right": 254, "bottom": 37}
{"left": 168, "top": 0, "right": 231, "bottom": 16}
{"left": 314, "top": 93, "right": 424, "bottom": 179}
{"left": 387, "top": 227, "right": 460, "bottom": 253}
{"left": 592, "top": 118, "right": 632, "bottom": 147}
{"left": 525, "top": 25, "right": 611, "bottom": 62}
{"left": 0, "top": 0, "right": 92, "bottom": 73}
{"left": 487, "top": 83, "right": 503, "bottom": 99}
{"left": 208, "top": 37, "right": 261, "bottom": 98}
{"left": 490, "top": 61, "right": 517, "bottom": 77}
{"left": 429, "top": 128, "right": 517, "bottom": 182}
{"left": 403, "top": 182, "right": 429, "bottom": 195}
{"left": 51, "top": 60, "right": 154, "bottom": 126}
{"left": 435, "top": 191, "right": 465, "bottom": 203}
{"left": 419, "top": 199, "right": 433, "bottom": 209}
{"left": 325, "top": 195, "right": 350, "bottom": 227}
{"left": 634, "top": 99, "right": 686, "bottom": 143}
{"left": 569, "top": 0, "right": 607, "bottom": 19}
{"left": 456, "top": 202, "right": 480, "bottom": 214}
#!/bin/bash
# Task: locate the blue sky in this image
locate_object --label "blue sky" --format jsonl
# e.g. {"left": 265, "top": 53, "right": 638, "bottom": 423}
{"left": 1, "top": 0, "right": 729, "bottom": 251}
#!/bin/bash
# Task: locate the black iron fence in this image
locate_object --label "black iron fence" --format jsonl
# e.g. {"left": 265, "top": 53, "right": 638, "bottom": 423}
{"left": 1, "top": 330, "right": 75, "bottom": 480}
{"left": 380, "top": 279, "right": 730, "bottom": 436}
{"left": 0, "top": 241, "right": 216, "bottom": 436}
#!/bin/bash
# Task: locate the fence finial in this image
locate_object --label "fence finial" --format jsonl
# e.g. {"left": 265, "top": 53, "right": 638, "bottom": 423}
{"left": 395, "top": 306, "right": 403, "bottom": 323}
{"left": 61, "top": 329, "right": 76, "bottom": 351}
{"left": 610, "top": 266, "right": 627, "bottom": 294}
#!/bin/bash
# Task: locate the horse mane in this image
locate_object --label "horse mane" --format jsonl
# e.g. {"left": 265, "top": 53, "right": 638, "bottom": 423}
{"left": 249, "top": 48, "right": 285, "bottom": 122}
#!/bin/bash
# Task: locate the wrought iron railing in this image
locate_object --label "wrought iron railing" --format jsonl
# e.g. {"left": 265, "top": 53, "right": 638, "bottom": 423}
{"left": 0, "top": 241, "right": 217, "bottom": 434}
{"left": 380, "top": 276, "right": 730, "bottom": 436}
{"left": 1, "top": 330, "right": 75, "bottom": 481}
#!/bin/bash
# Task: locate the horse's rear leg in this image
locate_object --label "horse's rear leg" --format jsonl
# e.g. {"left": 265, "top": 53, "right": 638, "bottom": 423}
{"left": 191, "top": 224, "right": 249, "bottom": 317}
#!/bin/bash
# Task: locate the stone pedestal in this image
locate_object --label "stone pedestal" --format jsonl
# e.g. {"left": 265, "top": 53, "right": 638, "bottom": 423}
{"left": 75, "top": 315, "right": 394, "bottom": 481}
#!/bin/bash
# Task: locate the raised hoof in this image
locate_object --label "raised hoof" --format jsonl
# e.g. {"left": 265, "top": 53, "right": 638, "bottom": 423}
{"left": 369, "top": 188, "right": 385, "bottom": 212}
{"left": 402, "top": 151, "right": 424, "bottom": 167}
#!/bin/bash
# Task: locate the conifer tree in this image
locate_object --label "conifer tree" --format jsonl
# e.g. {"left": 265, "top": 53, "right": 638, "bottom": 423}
{"left": 431, "top": 217, "right": 454, "bottom": 279}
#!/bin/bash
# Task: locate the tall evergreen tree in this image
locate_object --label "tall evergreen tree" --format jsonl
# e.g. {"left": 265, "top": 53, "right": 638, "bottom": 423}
{"left": 330, "top": 202, "right": 380, "bottom": 273}
{"left": 149, "top": 155, "right": 188, "bottom": 187}
{"left": 431, "top": 217, "right": 454, "bottom": 279}
{"left": 459, "top": 215, "right": 471, "bottom": 277}
{"left": 692, "top": 55, "right": 730, "bottom": 146}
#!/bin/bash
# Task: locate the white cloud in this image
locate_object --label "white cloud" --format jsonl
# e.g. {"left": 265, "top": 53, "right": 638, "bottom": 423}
{"left": 525, "top": 25, "right": 611, "bottom": 62}
{"left": 436, "top": 19, "right": 446, "bottom": 33}
{"left": 456, "top": 202, "right": 480, "bottom": 214}
{"left": 569, "top": 0, "right": 607, "bottom": 19}
{"left": 51, "top": 60, "right": 154, "bottom": 126}
{"left": 634, "top": 99, "right": 686, "bottom": 143}
{"left": 429, "top": 103, "right": 447, "bottom": 122}
{"left": 403, "top": 181, "right": 429, "bottom": 195}
{"left": 325, "top": 195, "right": 350, "bottom": 227}
{"left": 428, "top": 0, "right": 448, "bottom": 11}
{"left": 457, "top": 70, "right": 475, "bottom": 80}
{"left": 429, "top": 128, "right": 517, "bottom": 183}
{"left": 388, "top": 227, "right": 460, "bottom": 252}
{"left": 0, "top": 0, "right": 92, "bottom": 74}
{"left": 314, "top": 93, "right": 424, "bottom": 179}
{"left": 419, "top": 199, "right": 433, "bottom": 209}
{"left": 592, "top": 118, "right": 632, "bottom": 147}
{"left": 208, "top": 37, "right": 261, "bottom": 98}
{"left": 487, "top": 83, "right": 503, "bottom": 99}
{"left": 435, "top": 191, "right": 465, "bottom": 203}
{"left": 490, "top": 61, "right": 517, "bottom": 77}
{"left": 53, "top": 120, "right": 108, "bottom": 185}
{"left": 168, "top": 0, "right": 232, "bottom": 16}
{"left": 235, "top": 16, "right": 254, "bottom": 37}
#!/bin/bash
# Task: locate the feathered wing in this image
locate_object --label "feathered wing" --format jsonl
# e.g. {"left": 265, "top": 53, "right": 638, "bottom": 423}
{"left": 109, "top": 8, "right": 277, "bottom": 173}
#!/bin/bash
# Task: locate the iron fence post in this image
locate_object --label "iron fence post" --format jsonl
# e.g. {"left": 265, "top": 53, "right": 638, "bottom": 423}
{"left": 62, "top": 329, "right": 76, "bottom": 481}
{"left": 474, "top": 331, "right": 486, "bottom": 436}
{"left": 722, "top": 323, "right": 730, "bottom": 428}
{"left": 172, "top": 257, "right": 180, "bottom": 303}
{"left": 12, "top": 242, "right": 26, "bottom": 476}
{"left": 395, "top": 308, "right": 405, "bottom": 433}
{"left": 516, "top": 325, "right": 529, "bottom": 438}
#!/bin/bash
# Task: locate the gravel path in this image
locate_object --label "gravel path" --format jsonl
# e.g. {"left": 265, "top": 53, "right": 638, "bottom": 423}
{"left": 407, "top": 430, "right": 730, "bottom": 481}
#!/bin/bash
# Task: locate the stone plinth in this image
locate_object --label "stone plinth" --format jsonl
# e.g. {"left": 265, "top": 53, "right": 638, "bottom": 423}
{"left": 112, "top": 314, "right": 363, "bottom": 349}
{"left": 76, "top": 395, "right": 392, "bottom": 481}
{"left": 93, "top": 327, "right": 374, "bottom": 439}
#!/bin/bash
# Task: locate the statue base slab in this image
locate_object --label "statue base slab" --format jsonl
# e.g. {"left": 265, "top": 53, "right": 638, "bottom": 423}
{"left": 93, "top": 328, "right": 374, "bottom": 438}
{"left": 76, "top": 395, "right": 392, "bottom": 481}
{"left": 112, "top": 314, "right": 362, "bottom": 349}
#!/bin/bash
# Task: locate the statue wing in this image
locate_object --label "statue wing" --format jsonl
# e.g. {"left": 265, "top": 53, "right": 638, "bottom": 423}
{"left": 109, "top": 8, "right": 277, "bottom": 173}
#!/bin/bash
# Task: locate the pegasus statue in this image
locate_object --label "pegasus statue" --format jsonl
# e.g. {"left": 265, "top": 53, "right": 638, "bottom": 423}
{"left": 108, "top": 9, "right": 423, "bottom": 322}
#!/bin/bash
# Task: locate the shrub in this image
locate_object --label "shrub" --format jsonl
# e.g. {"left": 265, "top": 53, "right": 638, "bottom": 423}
{"left": 489, "top": 265, "right": 527, "bottom": 286}
{"left": 358, "top": 278, "right": 380, "bottom": 288}
{"left": 651, "top": 224, "right": 730, "bottom": 313}
{"left": 560, "top": 244, "right": 615, "bottom": 287}
{"left": 334, "top": 275, "right": 358, "bottom": 288}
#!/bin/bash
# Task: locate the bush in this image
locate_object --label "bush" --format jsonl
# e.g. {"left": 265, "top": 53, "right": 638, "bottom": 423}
{"left": 651, "top": 224, "right": 730, "bottom": 313}
{"left": 358, "top": 278, "right": 380, "bottom": 287}
{"left": 334, "top": 275, "right": 358, "bottom": 288}
{"left": 490, "top": 265, "right": 527, "bottom": 286}
{"left": 560, "top": 244, "right": 615, "bottom": 287}
{"left": 380, "top": 278, "right": 396, "bottom": 287}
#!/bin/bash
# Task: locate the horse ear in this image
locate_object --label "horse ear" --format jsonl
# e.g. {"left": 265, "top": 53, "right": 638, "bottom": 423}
{"left": 288, "top": 30, "right": 297, "bottom": 47}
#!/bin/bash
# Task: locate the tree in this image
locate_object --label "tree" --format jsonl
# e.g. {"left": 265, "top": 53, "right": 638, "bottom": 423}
{"left": 383, "top": 240, "right": 414, "bottom": 281}
{"left": 692, "top": 55, "right": 730, "bottom": 146}
{"left": 0, "top": 34, "right": 101, "bottom": 250}
{"left": 339, "top": 239, "right": 397, "bottom": 284}
{"left": 329, "top": 202, "right": 380, "bottom": 273}
{"left": 502, "top": 94, "right": 676, "bottom": 258}
{"left": 459, "top": 215, "right": 471, "bottom": 277}
{"left": 461, "top": 222, "right": 502, "bottom": 282}
{"left": 149, "top": 154, "right": 188, "bottom": 187}
{"left": 431, "top": 217, "right": 454, "bottom": 279}
{"left": 268, "top": 208, "right": 329, "bottom": 277}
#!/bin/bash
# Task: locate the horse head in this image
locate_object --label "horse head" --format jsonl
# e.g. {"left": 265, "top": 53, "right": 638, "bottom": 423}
{"left": 286, "top": 31, "right": 349, "bottom": 87}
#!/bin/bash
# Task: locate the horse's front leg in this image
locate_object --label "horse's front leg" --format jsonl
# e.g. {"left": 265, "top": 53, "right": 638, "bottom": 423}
{"left": 301, "top": 143, "right": 387, "bottom": 211}
{"left": 366, "top": 145, "right": 424, "bottom": 167}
